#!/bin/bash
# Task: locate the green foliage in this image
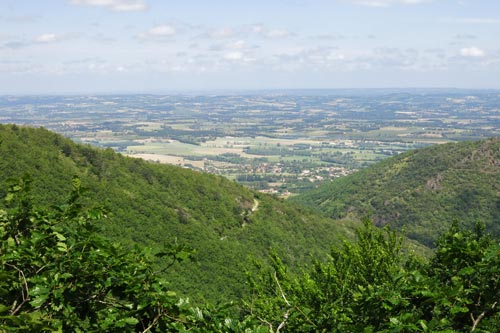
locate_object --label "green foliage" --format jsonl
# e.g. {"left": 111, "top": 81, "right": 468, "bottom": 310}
{"left": 426, "top": 222, "right": 500, "bottom": 332}
{"left": 6, "top": 124, "right": 500, "bottom": 332}
{"left": 246, "top": 220, "right": 416, "bottom": 332}
{"left": 0, "top": 124, "right": 353, "bottom": 304}
{"left": 293, "top": 138, "right": 500, "bottom": 247}
{"left": 0, "top": 177, "right": 264, "bottom": 332}
{"left": 246, "top": 221, "right": 500, "bottom": 332}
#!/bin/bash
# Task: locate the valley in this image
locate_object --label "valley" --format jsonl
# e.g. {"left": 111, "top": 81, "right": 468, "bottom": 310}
{"left": 2, "top": 89, "right": 500, "bottom": 195}
{"left": 0, "top": 124, "right": 357, "bottom": 304}
{"left": 2, "top": 111, "right": 500, "bottom": 331}
{"left": 3, "top": 0, "right": 500, "bottom": 330}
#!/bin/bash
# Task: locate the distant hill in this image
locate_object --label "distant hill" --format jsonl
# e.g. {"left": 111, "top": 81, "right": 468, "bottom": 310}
{"left": 293, "top": 138, "right": 500, "bottom": 246}
{"left": 0, "top": 124, "right": 354, "bottom": 304}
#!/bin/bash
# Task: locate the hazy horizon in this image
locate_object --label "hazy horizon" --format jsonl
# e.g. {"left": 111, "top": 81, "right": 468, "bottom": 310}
{"left": 2, "top": 87, "right": 500, "bottom": 97}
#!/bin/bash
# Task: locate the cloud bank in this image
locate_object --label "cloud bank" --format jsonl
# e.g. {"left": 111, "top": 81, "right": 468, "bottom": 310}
{"left": 69, "top": 0, "right": 148, "bottom": 12}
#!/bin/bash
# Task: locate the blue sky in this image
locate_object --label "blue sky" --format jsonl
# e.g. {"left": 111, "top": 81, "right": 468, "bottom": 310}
{"left": 1, "top": 0, "right": 499, "bottom": 93}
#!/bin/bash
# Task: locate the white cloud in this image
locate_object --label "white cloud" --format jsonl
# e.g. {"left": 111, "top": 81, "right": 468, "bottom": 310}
{"left": 231, "top": 40, "right": 246, "bottom": 49}
{"left": 314, "top": 33, "right": 345, "bottom": 40}
{"left": 251, "top": 25, "right": 292, "bottom": 38}
{"left": 69, "top": 0, "right": 148, "bottom": 12}
{"left": 267, "top": 46, "right": 452, "bottom": 73}
{"left": 269, "top": 47, "right": 351, "bottom": 72}
{"left": 211, "top": 27, "right": 236, "bottom": 39}
{"left": 138, "top": 25, "right": 176, "bottom": 39}
{"left": 147, "top": 25, "right": 176, "bottom": 37}
{"left": 35, "top": 33, "right": 59, "bottom": 43}
{"left": 460, "top": 46, "right": 485, "bottom": 57}
{"left": 194, "top": 24, "right": 293, "bottom": 42}
{"left": 266, "top": 29, "right": 291, "bottom": 38}
{"left": 369, "top": 47, "right": 420, "bottom": 68}
{"left": 345, "top": 0, "right": 432, "bottom": 7}
{"left": 223, "top": 51, "right": 244, "bottom": 61}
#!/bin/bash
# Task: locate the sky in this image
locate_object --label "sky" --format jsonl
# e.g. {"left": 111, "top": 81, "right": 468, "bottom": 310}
{"left": 0, "top": 0, "right": 499, "bottom": 94}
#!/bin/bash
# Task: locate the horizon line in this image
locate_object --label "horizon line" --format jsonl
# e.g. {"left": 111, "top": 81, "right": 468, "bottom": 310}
{"left": 2, "top": 87, "right": 500, "bottom": 96}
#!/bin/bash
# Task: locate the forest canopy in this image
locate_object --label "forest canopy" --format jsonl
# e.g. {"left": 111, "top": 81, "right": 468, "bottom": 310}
{"left": 2, "top": 177, "right": 500, "bottom": 332}
{"left": 2, "top": 125, "right": 500, "bottom": 332}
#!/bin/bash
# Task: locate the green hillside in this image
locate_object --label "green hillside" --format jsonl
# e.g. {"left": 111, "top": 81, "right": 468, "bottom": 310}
{"left": 4, "top": 124, "right": 500, "bottom": 332}
{"left": 293, "top": 138, "right": 500, "bottom": 246}
{"left": 0, "top": 124, "right": 354, "bottom": 303}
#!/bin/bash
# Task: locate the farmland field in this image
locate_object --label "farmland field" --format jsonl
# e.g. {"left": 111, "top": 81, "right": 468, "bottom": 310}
{"left": 1, "top": 89, "right": 499, "bottom": 195}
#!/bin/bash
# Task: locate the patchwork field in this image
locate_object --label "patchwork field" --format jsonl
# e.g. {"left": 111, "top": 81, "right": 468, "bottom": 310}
{"left": 1, "top": 90, "right": 499, "bottom": 194}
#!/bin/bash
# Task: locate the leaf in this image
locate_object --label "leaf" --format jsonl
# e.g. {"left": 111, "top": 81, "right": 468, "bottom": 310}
{"left": 71, "top": 177, "right": 81, "bottom": 192}
{"left": 224, "top": 318, "right": 233, "bottom": 328}
{"left": 115, "top": 316, "right": 139, "bottom": 327}
{"left": 193, "top": 307, "right": 204, "bottom": 321}
{"left": 7, "top": 237, "right": 15, "bottom": 248}
{"left": 123, "top": 317, "right": 139, "bottom": 325}
{"left": 53, "top": 231, "right": 66, "bottom": 241}
{"left": 389, "top": 317, "right": 401, "bottom": 326}
{"left": 5, "top": 192, "right": 14, "bottom": 202}
{"left": 418, "top": 320, "right": 428, "bottom": 331}
{"left": 56, "top": 241, "right": 68, "bottom": 252}
{"left": 30, "top": 293, "right": 49, "bottom": 308}
{"left": 458, "top": 266, "right": 475, "bottom": 276}
{"left": 450, "top": 306, "right": 469, "bottom": 315}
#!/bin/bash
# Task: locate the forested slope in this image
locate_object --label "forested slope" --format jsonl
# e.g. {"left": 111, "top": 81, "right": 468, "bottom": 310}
{"left": 0, "top": 124, "right": 354, "bottom": 303}
{"left": 4, "top": 124, "right": 500, "bottom": 332}
{"left": 293, "top": 138, "right": 500, "bottom": 246}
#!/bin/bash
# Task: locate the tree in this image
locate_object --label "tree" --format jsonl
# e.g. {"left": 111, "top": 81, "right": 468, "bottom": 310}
{"left": 427, "top": 221, "right": 500, "bottom": 332}
{"left": 245, "top": 220, "right": 500, "bottom": 332}
{"left": 246, "top": 220, "right": 420, "bottom": 332}
{"left": 0, "top": 176, "right": 262, "bottom": 332}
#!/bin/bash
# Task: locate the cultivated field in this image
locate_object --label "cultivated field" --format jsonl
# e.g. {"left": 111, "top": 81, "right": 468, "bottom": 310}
{"left": 2, "top": 90, "right": 499, "bottom": 194}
